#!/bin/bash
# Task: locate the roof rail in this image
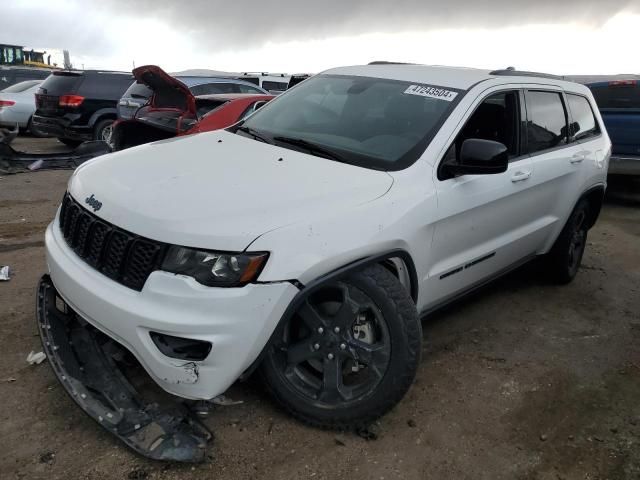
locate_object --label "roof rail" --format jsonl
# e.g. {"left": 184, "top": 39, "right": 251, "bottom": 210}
{"left": 368, "top": 61, "right": 415, "bottom": 65}
{"left": 490, "top": 69, "right": 563, "bottom": 80}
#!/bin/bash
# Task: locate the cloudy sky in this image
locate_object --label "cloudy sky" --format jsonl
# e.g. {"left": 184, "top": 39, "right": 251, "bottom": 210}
{"left": 4, "top": 0, "right": 640, "bottom": 75}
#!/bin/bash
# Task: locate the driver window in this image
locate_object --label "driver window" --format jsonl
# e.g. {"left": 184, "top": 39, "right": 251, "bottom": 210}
{"left": 444, "top": 90, "right": 520, "bottom": 163}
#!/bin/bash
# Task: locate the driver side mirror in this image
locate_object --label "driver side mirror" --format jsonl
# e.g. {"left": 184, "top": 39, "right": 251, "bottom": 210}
{"left": 444, "top": 138, "right": 509, "bottom": 177}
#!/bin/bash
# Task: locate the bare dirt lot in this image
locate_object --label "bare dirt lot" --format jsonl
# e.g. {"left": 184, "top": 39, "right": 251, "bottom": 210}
{"left": 1, "top": 137, "right": 639, "bottom": 480}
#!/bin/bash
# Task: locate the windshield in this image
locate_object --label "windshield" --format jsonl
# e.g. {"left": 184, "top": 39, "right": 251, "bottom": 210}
{"left": 38, "top": 73, "right": 82, "bottom": 95}
{"left": 237, "top": 74, "right": 461, "bottom": 170}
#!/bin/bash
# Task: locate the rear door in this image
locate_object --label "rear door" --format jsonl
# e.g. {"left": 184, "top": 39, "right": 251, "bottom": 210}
{"left": 518, "top": 89, "right": 589, "bottom": 253}
{"left": 566, "top": 92, "right": 606, "bottom": 189}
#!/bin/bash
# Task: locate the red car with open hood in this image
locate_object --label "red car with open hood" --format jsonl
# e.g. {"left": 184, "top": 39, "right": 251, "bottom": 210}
{"left": 112, "top": 65, "right": 274, "bottom": 150}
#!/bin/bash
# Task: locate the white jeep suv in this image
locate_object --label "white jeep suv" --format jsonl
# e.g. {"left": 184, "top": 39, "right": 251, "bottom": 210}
{"left": 38, "top": 64, "right": 610, "bottom": 461}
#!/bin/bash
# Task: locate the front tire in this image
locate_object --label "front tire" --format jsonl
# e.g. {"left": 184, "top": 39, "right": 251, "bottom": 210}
{"left": 260, "top": 264, "right": 421, "bottom": 429}
{"left": 545, "top": 199, "right": 590, "bottom": 284}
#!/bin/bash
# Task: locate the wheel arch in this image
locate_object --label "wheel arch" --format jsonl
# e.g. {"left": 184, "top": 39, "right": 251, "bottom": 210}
{"left": 241, "top": 249, "right": 418, "bottom": 379}
{"left": 580, "top": 184, "right": 605, "bottom": 229}
{"left": 88, "top": 109, "right": 118, "bottom": 129}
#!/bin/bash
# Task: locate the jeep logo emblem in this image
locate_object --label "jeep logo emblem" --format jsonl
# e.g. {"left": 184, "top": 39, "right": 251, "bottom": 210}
{"left": 85, "top": 194, "right": 102, "bottom": 212}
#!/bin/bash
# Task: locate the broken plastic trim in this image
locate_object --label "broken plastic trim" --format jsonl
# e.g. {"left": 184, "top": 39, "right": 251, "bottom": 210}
{"left": 36, "top": 275, "right": 212, "bottom": 462}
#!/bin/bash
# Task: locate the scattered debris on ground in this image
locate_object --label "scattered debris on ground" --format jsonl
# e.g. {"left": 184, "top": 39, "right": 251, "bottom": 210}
{"left": 38, "top": 451, "right": 55, "bottom": 464}
{"left": 0, "top": 265, "right": 10, "bottom": 281}
{"left": 212, "top": 394, "right": 244, "bottom": 406}
{"left": 26, "top": 351, "right": 46, "bottom": 365}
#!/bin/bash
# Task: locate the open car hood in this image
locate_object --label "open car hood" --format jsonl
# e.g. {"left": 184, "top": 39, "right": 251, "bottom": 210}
{"left": 131, "top": 65, "right": 197, "bottom": 132}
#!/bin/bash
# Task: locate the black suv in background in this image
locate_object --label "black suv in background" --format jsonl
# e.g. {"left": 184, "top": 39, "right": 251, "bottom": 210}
{"left": 33, "top": 70, "right": 133, "bottom": 146}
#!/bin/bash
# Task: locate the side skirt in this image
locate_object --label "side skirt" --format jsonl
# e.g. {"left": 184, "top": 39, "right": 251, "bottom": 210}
{"left": 419, "top": 254, "right": 536, "bottom": 318}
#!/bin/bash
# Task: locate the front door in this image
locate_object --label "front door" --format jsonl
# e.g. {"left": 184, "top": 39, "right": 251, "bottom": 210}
{"left": 423, "top": 89, "right": 542, "bottom": 310}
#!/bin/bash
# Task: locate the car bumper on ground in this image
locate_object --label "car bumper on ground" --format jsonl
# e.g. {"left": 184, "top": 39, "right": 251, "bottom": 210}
{"left": 609, "top": 155, "right": 640, "bottom": 176}
{"left": 32, "top": 114, "right": 92, "bottom": 141}
{"left": 44, "top": 218, "right": 299, "bottom": 400}
{"left": 37, "top": 275, "right": 213, "bottom": 462}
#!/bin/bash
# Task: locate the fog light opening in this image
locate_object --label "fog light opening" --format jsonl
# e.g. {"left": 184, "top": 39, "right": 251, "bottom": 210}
{"left": 150, "top": 332, "right": 212, "bottom": 361}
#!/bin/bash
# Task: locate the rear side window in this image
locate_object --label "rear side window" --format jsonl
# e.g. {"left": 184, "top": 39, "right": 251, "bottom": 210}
{"left": 238, "top": 84, "right": 264, "bottom": 94}
{"left": 122, "top": 81, "right": 152, "bottom": 100}
{"left": 77, "top": 74, "right": 133, "bottom": 99}
{"left": 590, "top": 83, "right": 640, "bottom": 109}
{"left": 191, "top": 83, "right": 238, "bottom": 95}
{"left": 241, "top": 77, "right": 260, "bottom": 86}
{"left": 262, "top": 81, "right": 287, "bottom": 91}
{"left": 567, "top": 94, "right": 600, "bottom": 140}
{"left": 525, "top": 91, "right": 568, "bottom": 154}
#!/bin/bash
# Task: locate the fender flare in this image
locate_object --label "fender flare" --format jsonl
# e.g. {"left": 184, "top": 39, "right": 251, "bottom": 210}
{"left": 88, "top": 108, "right": 118, "bottom": 129}
{"left": 242, "top": 249, "right": 418, "bottom": 379}
{"left": 577, "top": 183, "right": 606, "bottom": 229}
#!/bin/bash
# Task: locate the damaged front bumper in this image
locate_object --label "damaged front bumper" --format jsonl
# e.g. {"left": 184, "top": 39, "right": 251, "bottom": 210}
{"left": 0, "top": 141, "right": 110, "bottom": 174}
{"left": 37, "top": 275, "right": 212, "bottom": 462}
{"left": 45, "top": 218, "right": 298, "bottom": 400}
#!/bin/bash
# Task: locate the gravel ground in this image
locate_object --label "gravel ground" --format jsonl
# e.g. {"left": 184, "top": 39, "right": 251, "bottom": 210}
{"left": 1, "top": 137, "right": 639, "bottom": 480}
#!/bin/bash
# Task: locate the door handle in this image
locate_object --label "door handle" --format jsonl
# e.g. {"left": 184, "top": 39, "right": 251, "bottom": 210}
{"left": 570, "top": 153, "right": 586, "bottom": 164}
{"left": 511, "top": 171, "right": 531, "bottom": 183}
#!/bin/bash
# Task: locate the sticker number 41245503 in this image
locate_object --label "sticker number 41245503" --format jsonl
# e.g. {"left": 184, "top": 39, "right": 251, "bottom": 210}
{"left": 403, "top": 85, "right": 458, "bottom": 102}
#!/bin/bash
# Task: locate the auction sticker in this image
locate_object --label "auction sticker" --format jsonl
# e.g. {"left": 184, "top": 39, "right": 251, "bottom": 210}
{"left": 403, "top": 85, "right": 458, "bottom": 102}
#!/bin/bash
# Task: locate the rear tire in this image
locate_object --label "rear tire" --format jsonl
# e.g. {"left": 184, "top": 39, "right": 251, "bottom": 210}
{"left": 544, "top": 199, "right": 590, "bottom": 284}
{"left": 260, "top": 264, "right": 421, "bottom": 429}
{"left": 93, "top": 119, "right": 114, "bottom": 143}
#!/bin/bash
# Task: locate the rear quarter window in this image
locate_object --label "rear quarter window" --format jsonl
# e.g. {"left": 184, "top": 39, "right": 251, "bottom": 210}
{"left": 77, "top": 74, "right": 134, "bottom": 100}
{"left": 567, "top": 94, "right": 600, "bottom": 140}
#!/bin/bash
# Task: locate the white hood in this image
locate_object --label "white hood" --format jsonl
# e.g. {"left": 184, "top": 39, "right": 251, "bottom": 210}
{"left": 68, "top": 131, "right": 393, "bottom": 251}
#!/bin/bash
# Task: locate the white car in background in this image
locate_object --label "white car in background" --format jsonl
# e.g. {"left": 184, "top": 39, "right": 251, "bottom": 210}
{"left": 0, "top": 79, "right": 45, "bottom": 134}
{"left": 38, "top": 63, "right": 610, "bottom": 462}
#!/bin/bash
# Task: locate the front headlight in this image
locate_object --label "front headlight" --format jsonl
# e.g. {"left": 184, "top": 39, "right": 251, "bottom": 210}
{"left": 161, "top": 246, "right": 268, "bottom": 287}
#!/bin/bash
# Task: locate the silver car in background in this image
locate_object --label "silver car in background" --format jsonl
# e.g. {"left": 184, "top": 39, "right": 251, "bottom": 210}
{"left": 0, "top": 79, "right": 45, "bottom": 134}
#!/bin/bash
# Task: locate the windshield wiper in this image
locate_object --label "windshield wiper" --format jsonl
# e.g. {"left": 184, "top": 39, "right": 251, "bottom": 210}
{"left": 235, "top": 125, "right": 273, "bottom": 144}
{"left": 272, "top": 136, "right": 347, "bottom": 162}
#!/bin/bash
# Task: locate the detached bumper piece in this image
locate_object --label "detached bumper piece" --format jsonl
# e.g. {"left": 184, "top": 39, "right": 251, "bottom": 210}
{"left": 36, "top": 275, "right": 212, "bottom": 462}
{"left": 0, "top": 141, "right": 110, "bottom": 174}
